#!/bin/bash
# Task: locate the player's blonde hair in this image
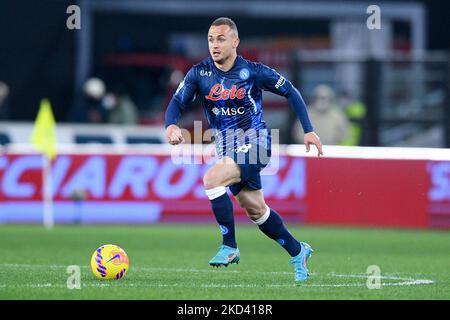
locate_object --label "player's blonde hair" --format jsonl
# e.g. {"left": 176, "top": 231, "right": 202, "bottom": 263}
{"left": 211, "top": 17, "right": 239, "bottom": 37}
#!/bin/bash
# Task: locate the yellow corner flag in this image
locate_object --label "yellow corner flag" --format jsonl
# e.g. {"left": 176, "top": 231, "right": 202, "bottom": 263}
{"left": 31, "top": 98, "right": 57, "bottom": 159}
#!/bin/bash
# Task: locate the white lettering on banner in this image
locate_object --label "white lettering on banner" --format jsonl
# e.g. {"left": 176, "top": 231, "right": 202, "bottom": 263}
{"left": 261, "top": 157, "right": 305, "bottom": 199}
{"left": 194, "top": 164, "right": 211, "bottom": 198}
{"left": 51, "top": 156, "right": 72, "bottom": 197}
{"left": 0, "top": 155, "right": 71, "bottom": 198}
{"left": 62, "top": 156, "right": 106, "bottom": 198}
{"left": 109, "top": 156, "right": 158, "bottom": 198}
{"left": 2, "top": 156, "right": 41, "bottom": 197}
{"left": 153, "top": 160, "right": 200, "bottom": 198}
{"left": 261, "top": 157, "right": 287, "bottom": 197}
{"left": 0, "top": 156, "right": 7, "bottom": 170}
{"left": 428, "top": 162, "right": 450, "bottom": 201}
{"left": 276, "top": 159, "right": 306, "bottom": 198}
{"left": 0, "top": 155, "right": 306, "bottom": 201}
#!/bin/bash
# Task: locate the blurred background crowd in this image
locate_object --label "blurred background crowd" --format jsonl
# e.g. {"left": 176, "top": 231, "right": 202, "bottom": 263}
{"left": 0, "top": 0, "right": 449, "bottom": 147}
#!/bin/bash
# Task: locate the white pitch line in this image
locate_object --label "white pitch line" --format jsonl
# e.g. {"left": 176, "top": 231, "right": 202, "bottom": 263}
{"left": 0, "top": 264, "right": 276, "bottom": 275}
{"left": 0, "top": 280, "right": 434, "bottom": 289}
{"left": 387, "top": 280, "right": 435, "bottom": 286}
{"left": 0, "top": 263, "right": 434, "bottom": 288}
{"left": 29, "top": 283, "right": 53, "bottom": 288}
{"left": 0, "top": 264, "right": 88, "bottom": 269}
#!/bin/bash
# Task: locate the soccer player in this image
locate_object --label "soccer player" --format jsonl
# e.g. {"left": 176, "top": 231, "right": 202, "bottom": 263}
{"left": 165, "top": 17, "right": 323, "bottom": 282}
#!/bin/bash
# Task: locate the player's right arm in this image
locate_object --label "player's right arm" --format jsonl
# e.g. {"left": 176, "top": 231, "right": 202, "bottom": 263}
{"left": 165, "top": 68, "right": 198, "bottom": 145}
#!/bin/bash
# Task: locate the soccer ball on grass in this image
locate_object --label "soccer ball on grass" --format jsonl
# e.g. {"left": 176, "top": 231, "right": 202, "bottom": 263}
{"left": 91, "top": 244, "right": 129, "bottom": 280}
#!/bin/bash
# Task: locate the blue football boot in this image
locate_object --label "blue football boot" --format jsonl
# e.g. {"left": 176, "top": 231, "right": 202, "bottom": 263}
{"left": 209, "top": 245, "right": 240, "bottom": 267}
{"left": 290, "top": 242, "right": 314, "bottom": 282}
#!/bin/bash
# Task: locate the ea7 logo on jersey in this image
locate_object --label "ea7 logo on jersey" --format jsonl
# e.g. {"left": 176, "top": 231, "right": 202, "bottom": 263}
{"left": 275, "top": 76, "right": 286, "bottom": 89}
{"left": 200, "top": 70, "right": 212, "bottom": 77}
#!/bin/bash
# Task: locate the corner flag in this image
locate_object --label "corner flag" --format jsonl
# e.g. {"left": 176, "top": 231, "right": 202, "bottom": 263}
{"left": 31, "top": 98, "right": 57, "bottom": 229}
{"left": 31, "top": 98, "right": 57, "bottom": 160}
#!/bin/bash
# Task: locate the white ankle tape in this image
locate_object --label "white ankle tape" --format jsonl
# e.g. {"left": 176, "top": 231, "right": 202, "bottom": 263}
{"left": 254, "top": 205, "right": 271, "bottom": 225}
{"left": 205, "top": 186, "right": 227, "bottom": 200}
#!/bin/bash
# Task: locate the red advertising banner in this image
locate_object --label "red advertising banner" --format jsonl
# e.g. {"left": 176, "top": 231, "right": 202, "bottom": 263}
{"left": 305, "top": 158, "right": 430, "bottom": 228}
{"left": 0, "top": 153, "right": 449, "bottom": 228}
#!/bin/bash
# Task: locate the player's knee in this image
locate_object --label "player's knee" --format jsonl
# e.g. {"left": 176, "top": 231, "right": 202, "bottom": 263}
{"left": 203, "top": 171, "right": 222, "bottom": 189}
{"left": 245, "top": 205, "right": 267, "bottom": 221}
{"left": 236, "top": 195, "right": 247, "bottom": 209}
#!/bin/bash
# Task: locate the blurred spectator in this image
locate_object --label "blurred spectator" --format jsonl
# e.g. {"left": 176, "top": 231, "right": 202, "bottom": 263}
{"left": 337, "top": 91, "right": 367, "bottom": 146}
{"left": 104, "top": 88, "right": 139, "bottom": 125}
{"left": 291, "top": 84, "right": 351, "bottom": 145}
{"left": 0, "top": 81, "right": 10, "bottom": 120}
{"left": 83, "top": 77, "right": 108, "bottom": 123}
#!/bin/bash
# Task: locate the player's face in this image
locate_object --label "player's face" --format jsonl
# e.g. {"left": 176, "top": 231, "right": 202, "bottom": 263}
{"left": 208, "top": 25, "right": 239, "bottom": 64}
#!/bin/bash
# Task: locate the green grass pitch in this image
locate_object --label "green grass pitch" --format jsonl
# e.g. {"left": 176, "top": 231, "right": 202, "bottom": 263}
{"left": 0, "top": 224, "right": 449, "bottom": 299}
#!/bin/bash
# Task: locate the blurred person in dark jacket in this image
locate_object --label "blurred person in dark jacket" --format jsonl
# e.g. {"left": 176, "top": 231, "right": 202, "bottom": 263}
{"left": 104, "top": 85, "right": 139, "bottom": 125}
{"left": 83, "top": 77, "right": 108, "bottom": 123}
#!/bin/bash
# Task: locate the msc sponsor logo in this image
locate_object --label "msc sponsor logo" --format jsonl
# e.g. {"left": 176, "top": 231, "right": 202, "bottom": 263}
{"left": 205, "top": 84, "right": 246, "bottom": 101}
{"left": 212, "top": 106, "right": 245, "bottom": 116}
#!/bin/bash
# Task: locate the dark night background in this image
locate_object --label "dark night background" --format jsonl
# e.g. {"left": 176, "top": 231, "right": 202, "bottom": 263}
{"left": 0, "top": 0, "right": 449, "bottom": 123}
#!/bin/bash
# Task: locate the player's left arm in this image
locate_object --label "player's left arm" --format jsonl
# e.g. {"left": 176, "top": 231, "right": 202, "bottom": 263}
{"left": 256, "top": 64, "right": 323, "bottom": 156}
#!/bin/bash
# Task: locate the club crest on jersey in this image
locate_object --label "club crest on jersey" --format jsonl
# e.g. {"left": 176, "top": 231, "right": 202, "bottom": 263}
{"left": 205, "top": 84, "right": 246, "bottom": 101}
{"left": 239, "top": 68, "right": 250, "bottom": 80}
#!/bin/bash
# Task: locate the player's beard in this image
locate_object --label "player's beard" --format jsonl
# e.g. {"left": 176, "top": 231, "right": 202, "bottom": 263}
{"left": 213, "top": 51, "right": 232, "bottom": 66}
{"left": 213, "top": 54, "right": 226, "bottom": 65}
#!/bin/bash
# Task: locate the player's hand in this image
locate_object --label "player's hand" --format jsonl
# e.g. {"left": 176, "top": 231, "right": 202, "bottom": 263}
{"left": 304, "top": 131, "right": 323, "bottom": 157}
{"left": 166, "top": 124, "right": 185, "bottom": 145}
